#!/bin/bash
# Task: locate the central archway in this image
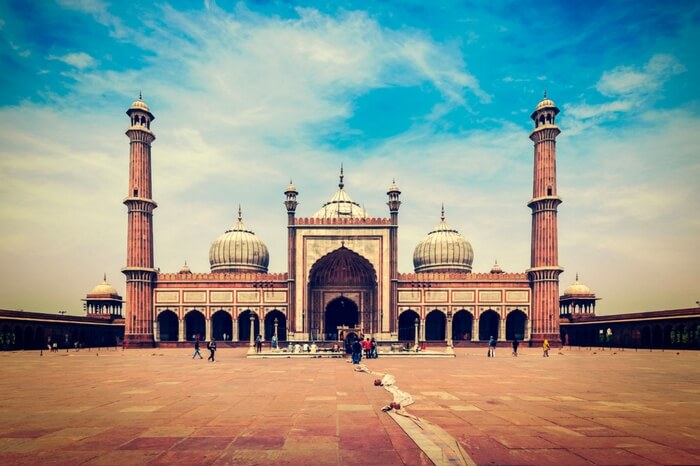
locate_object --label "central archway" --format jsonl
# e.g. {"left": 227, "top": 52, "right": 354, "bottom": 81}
{"left": 308, "top": 246, "right": 377, "bottom": 340}
{"left": 324, "top": 296, "right": 359, "bottom": 340}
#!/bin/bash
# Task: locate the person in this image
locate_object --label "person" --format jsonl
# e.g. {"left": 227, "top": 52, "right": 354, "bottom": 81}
{"left": 363, "top": 338, "right": 371, "bottom": 359}
{"left": 543, "top": 339, "right": 550, "bottom": 357}
{"left": 370, "top": 337, "right": 378, "bottom": 359}
{"left": 488, "top": 336, "right": 496, "bottom": 357}
{"left": 207, "top": 339, "right": 217, "bottom": 361}
{"left": 255, "top": 334, "right": 262, "bottom": 353}
{"left": 271, "top": 334, "right": 278, "bottom": 350}
{"left": 351, "top": 338, "right": 362, "bottom": 364}
{"left": 512, "top": 338, "right": 519, "bottom": 357}
{"left": 192, "top": 339, "right": 203, "bottom": 359}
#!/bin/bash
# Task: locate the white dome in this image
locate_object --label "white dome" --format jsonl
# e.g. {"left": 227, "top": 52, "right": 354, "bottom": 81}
{"left": 312, "top": 167, "right": 368, "bottom": 219}
{"left": 413, "top": 207, "right": 474, "bottom": 273}
{"left": 209, "top": 208, "right": 269, "bottom": 273}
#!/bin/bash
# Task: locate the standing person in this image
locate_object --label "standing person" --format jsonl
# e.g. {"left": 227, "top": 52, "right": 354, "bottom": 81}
{"left": 370, "top": 337, "right": 378, "bottom": 359}
{"left": 512, "top": 338, "right": 519, "bottom": 357}
{"left": 351, "top": 338, "right": 362, "bottom": 364}
{"left": 207, "top": 339, "right": 217, "bottom": 362}
{"left": 542, "top": 339, "right": 550, "bottom": 357}
{"left": 363, "top": 338, "right": 371, "bottom": 359}
{"left": 488, "top": 336, "right": 496, "bottom": 357}
{"left": 255, "top": 334, "right": 262, "bottom": 353}
{"left": 271, "top": 334, "right": 278, "bottom": 350}
{"left": 192, "top": 339, "right": 203, "bottom": 359}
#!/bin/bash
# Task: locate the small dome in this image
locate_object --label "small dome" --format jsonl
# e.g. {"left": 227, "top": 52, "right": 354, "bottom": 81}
{"left": 413, "top": 206, "right": 474, "bottom": 273}
{"left": 88, "top": 275, "right": 120, "bottom": 297}
{"left": 535, "top": 97, "right": 556, "bottom": 111}
{"left": 490, "top": 260, "right": 504, "bottom": 274}
{"left": 387, "top": 179, "right": 400, "bottom": 193}
{"left": 285, "top": 179, "right": 297, "bottom": 194}
{"left": 130, "top": 96, "right": 150, "bottom": 113}
{"left": 312, "top": 167, "right": 368, "bottom": 219}
{"left": 563, "top": 274, "right": 594, "bottom": 296}
{"left": 209, "top": 207, "right": 269, "bottom": 273}
{"left": 179, "top": 261, "right": 192, "bottom": 274}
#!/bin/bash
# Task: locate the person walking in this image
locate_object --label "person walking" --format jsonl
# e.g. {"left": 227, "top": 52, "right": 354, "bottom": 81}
{"left": 255, "top": 334, "right": 263, "bottom": 353}
{"left": 542, "top": 339, "right": 550, "bottom": 357}
{"left": 512, "top": 338, "right": 519, "bottom": 357}
{"left": 207, "top": 339, "right": 217, "bottom": 362}
{"left": 488, "top": 336, "right": 496, "bottom": 357}
{"left": 192, "top": 339, "right": 203, "bottom": 359}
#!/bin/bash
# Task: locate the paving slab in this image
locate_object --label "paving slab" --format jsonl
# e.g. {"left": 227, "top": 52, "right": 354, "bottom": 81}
{"left": 1, "top": 346, "right": 699, "bottom": 465}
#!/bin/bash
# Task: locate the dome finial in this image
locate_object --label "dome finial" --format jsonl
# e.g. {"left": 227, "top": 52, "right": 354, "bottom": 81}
{"left": 543, "top": 89, "right": 547, "bottom": 99}
{"left": 440, "top": 203, "right": 445, "bottom": 221}
{"left": 575, "top": 272, "right": 579, "bottom": 282}
{"left": 103, "top": 272, "right": 107, "bottom": 282}
{"left": 238, "top": 204, "right": 242, "bottom": 222}
{"left": 339, "top": 163, "right": 344, "bottom": 190}
{"left": 139, "top": 91, "right": 142, "bottom": 100}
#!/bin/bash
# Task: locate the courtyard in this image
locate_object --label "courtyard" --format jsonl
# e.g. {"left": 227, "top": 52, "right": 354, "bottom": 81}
{"left": 0, "top": 346, "right": 699, "bottom": 465}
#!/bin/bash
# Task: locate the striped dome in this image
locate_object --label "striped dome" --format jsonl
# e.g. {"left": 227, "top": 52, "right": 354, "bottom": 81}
{"left": 209, "top": 208, "right": 269, "bottom": 273}
{"left": 413, "top": 207, "right": 473, "bottom": 273}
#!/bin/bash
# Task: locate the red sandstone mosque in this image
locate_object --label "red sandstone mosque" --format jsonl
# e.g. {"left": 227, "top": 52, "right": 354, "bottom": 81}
{"left": 120, "top": 94, "right": 567, "bottom": 348}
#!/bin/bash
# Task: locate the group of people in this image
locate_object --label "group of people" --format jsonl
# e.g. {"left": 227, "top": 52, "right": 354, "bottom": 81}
{"left": 350, "top": 337, "right": 378, "bottom": 363}
{"left": 192, "top": 338, "right": 217, "bottom": 361}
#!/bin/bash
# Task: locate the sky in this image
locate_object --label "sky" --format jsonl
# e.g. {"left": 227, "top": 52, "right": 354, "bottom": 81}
{"left": 0, "top": 0, "right": 698, "bottom": 316}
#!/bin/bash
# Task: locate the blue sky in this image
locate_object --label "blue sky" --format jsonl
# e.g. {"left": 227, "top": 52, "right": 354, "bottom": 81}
{"left": 0, "top": 0, "right": 698, "bottom": 315}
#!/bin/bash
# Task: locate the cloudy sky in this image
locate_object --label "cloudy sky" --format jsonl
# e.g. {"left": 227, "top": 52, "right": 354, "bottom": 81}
{"left": 1, "top": 0, "right": 698, "bottom": 316}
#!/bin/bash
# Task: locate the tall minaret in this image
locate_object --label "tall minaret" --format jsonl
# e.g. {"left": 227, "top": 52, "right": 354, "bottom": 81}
{"left": 122, "top": 95, "right": 157, "bottom": 348}
{"left": 527, "top": 93, "right": 564, "bottom": 344}
{"left": 387, "top": 180, "right": 401, "bottom": 334}
{"left": 284, "top": 180, "right": 298, "bottom": 334}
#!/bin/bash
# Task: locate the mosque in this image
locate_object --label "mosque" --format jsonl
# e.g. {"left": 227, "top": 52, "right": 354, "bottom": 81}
{"left": 119, "top": 94, "right": 567, "bottom": 348}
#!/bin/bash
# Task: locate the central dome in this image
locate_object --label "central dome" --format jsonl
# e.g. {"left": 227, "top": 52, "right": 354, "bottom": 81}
{"left": 413, "top": 206, "right": 474, "bottom": 273}
{"left": 312, "top": 167, "right": 368, "bottom": 219}
{"left": 209, "top": 208, "right": 269, "bottom": 273}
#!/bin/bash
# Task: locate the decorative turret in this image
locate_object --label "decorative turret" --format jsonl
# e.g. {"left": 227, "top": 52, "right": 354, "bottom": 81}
{"left": 490, "top": 260, "right": 504, "bottom": 274}
{"left": 284, "top": 179, "right": 298, "bottom": 218}
{"left": 560, "top": 273, "right": 599, "bottom": 317}
{"left": 387, "top": 179, "right": 401, "bottom": 216}
{"left": 83, "top": 273, "right": 123, "bottom": 317}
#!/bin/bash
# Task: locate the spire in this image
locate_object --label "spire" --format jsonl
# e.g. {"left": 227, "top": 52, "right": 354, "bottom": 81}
{"left": 139, "top": 90, "right": 142, "bottom": 100}
{"left": 440, "top": 203, "right": 445, "bottom": 221}
{"left": 238, "top": 204, "right": 242, "bottom": 222}
{"left": 543, "top": 89, "right": 547, "bottom": 99}
{"left": 339, "top": 163, "right": 344, "bottom": 190}
{"left": 575, "top": 272, "right": 579, "bottom": 282}
{"left": 103, "top": 272, "right": 107, "bottom": 282}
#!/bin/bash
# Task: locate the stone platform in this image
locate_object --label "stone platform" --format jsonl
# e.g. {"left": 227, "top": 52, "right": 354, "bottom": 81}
{"left": 0, "top": 346, "right": 699, "bottom": 465}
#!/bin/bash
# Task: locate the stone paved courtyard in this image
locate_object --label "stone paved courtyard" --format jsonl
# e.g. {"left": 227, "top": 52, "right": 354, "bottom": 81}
{"left": 1, "top": 346, "right": 699, "bottom": 465}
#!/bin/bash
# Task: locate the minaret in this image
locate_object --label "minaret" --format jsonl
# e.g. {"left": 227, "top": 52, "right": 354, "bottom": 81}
{"left": 527, "top": 92, "right": 564, "bottom": 344}
{"left": 284, "top": 179, "right": 298, "bottom": 334}
{"left": 122, "top": 95, "right": 157, "bottom": 348}
{"left": 387, "top": 179, "right": 401, "bottom": 334}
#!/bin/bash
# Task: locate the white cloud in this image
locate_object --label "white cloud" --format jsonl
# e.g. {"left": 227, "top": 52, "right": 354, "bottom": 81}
{"left": 49, "top": 51, "right": 96, "bottom": 69}
{"left": 56, "top": 0, "right": 126, "bottom": 38}
{"left": 596, "top": 53, "right": 686, "bottom": 97}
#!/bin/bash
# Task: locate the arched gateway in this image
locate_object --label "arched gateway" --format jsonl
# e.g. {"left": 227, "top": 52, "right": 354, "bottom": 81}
{"left": 307, "top": 246, "right": 377, "bottom": 341}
